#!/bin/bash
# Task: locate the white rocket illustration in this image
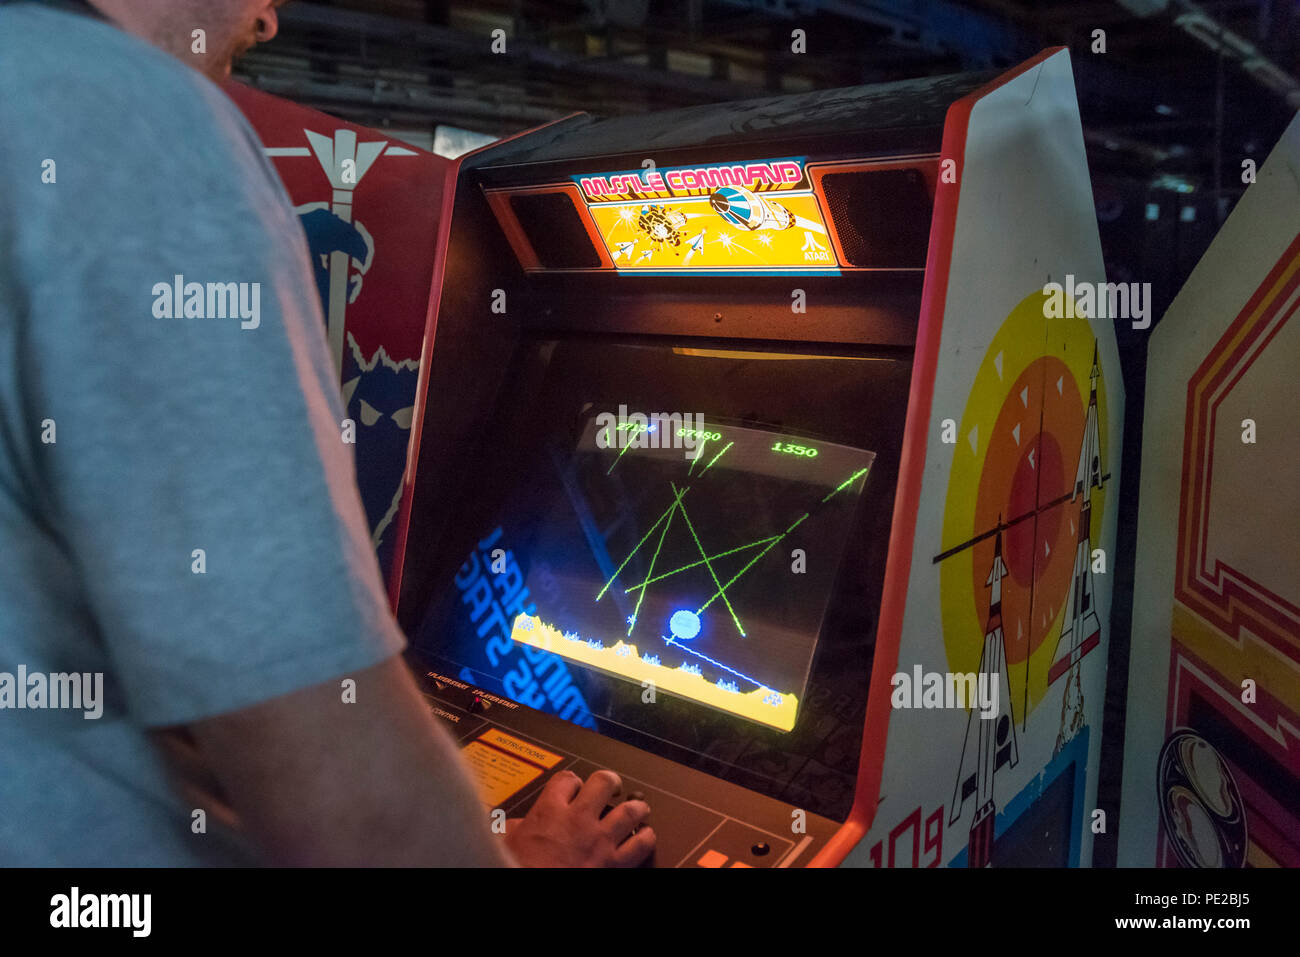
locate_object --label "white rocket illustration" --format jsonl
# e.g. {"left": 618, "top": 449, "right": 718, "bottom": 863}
{"left": 950, "top": 523, "right": 1020, "bottom": 868}
{"left": 1050, "top": 342, "right": 1105, "bottom": 752}
{"left": 1049, "top": 343, "right": 1104, "bottom": 686}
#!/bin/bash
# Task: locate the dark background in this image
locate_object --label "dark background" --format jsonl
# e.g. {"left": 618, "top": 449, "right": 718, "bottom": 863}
{"left": 234, "top": 0, "right": 1300, "bottom": 866}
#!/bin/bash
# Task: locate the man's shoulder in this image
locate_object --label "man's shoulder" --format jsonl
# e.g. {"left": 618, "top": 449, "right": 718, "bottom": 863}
{"left": 0, "top": 3, "right": 247, "bottom": 144}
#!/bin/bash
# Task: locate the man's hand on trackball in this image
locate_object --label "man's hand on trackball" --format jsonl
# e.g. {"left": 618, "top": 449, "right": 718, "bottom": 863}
{"left": 504, "top": 769, "right": 655, "bottom": 867}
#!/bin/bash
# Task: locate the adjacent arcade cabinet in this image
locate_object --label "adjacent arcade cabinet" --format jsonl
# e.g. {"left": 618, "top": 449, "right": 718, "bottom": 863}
{"left": 388, "top": 47, "right": 1124, "bottom": 868}
{"left": 1120, "top": 112, "right": 1299, "bottom": 869}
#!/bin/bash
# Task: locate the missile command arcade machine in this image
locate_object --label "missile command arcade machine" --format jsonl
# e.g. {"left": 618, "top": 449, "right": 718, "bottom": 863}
{"left": 388, "top": 46, "right": 1125, "bottom": 868}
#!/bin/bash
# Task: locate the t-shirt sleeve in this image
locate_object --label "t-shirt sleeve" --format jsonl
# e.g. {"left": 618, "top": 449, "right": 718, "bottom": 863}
{"left": 10, "top": 44, "right": 406, "bottom": 726}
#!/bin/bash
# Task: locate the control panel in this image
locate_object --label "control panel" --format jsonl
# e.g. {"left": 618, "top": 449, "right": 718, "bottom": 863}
{"left": 416, "top": 663, "right": 840, "bottom": 868}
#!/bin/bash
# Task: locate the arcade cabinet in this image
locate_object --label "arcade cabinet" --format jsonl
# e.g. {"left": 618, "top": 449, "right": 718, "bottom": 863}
{"left": 225, "top": 82, "right": 445, "bottom": 580}
{"left": 1120, "top": 112, "right": 1300, "bottom": 868}
{"left": 388, "top": 46, "right": 1125, "bottom": 868}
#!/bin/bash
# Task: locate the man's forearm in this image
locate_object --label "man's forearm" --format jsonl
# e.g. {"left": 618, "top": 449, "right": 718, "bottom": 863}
{"left": 186, "top": 657, "right": 513, "bottom": 866}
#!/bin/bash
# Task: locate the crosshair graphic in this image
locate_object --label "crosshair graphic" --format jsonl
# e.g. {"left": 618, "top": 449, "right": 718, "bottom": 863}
{"left": 594, "top": 464, "right": 868, "bottom": 689}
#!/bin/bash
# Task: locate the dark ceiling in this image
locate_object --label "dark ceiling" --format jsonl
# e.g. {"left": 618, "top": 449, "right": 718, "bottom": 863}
{"left": 234, "top": 1, "right": 1298, "bottom": 199}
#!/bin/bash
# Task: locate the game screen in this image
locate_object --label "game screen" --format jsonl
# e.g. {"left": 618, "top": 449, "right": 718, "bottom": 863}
{"left": 407, "top": 340, "right": 907, "bottom": 816}
{"left": 509, "top": 414, "right": 873, "bottom": 731}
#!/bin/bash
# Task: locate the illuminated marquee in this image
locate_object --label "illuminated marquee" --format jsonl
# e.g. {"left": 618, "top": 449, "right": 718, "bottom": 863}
{"left": 577, "top": 159, "right": 809, "bottom": 203}
{"left": 572, "top": 157, "right": 838, "bottom": 274}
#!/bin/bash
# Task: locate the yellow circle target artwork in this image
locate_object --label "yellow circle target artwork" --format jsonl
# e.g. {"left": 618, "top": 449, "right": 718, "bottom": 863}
{"left": 934, "top": 289, "right": 1111, "bottom": 725}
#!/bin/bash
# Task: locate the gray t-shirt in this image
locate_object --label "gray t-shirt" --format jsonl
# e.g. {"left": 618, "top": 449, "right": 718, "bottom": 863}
{"left": 0, "top": 3, "right": 406, "bottom": 864}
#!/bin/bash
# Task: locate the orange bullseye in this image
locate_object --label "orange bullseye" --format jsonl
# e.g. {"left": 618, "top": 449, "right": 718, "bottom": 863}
{"left": 971, "top": 355, "right": 1081, "bottom": 666}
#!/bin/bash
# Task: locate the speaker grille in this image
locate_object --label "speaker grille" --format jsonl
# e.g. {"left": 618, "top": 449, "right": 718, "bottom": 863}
{"left": 508, "top": 192, "right": 602, "bottom": 269}
{"left": 821, "top": 168, "right": 932, "bottom": 268}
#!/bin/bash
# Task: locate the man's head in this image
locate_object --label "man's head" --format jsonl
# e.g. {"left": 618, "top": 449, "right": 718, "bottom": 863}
{"left": 90, "top": 0, "right": 286, "bottom": 82}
